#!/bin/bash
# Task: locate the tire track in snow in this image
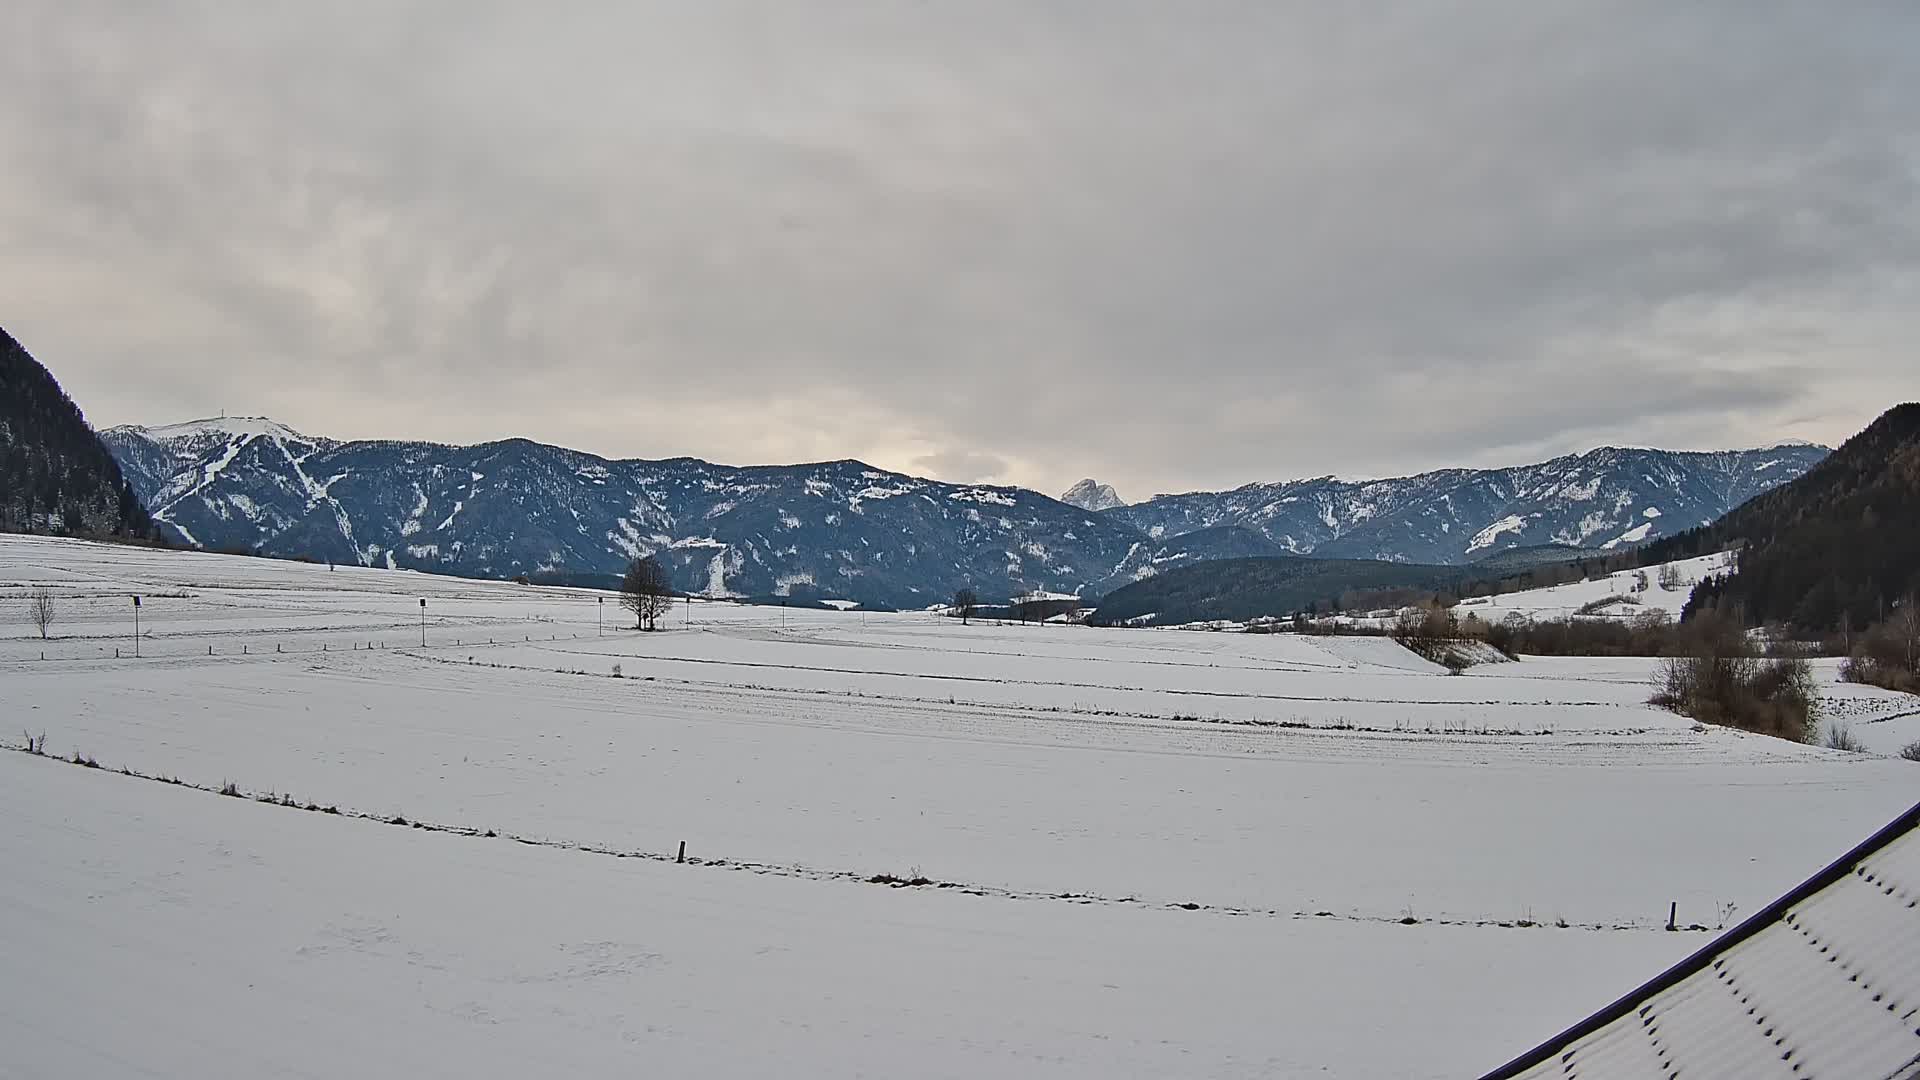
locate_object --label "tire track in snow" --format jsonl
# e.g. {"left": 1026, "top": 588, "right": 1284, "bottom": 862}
{"left": 4, "top": 741, "right": 1709, "bottom": 936}
{"left": 482, "top": 640, "right": 1634, "bottom": 710}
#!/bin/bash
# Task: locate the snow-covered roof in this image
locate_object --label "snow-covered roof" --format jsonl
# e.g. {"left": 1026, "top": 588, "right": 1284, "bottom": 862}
{"left": 1485, "top": 801, "right": 1920, "bottom": 1079}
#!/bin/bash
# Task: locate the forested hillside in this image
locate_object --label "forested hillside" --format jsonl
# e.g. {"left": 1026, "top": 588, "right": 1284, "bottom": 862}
{"left": 1678, "top": 403, "right": 1919, "bottom": 633}
{"left": 1087, "top": 555, "right": 1464, "bottom": 626}
{"left": 0, "top": 328, "right": 153, "bottom": 539}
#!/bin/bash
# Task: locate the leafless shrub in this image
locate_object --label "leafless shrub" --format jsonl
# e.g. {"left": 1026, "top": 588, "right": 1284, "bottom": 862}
{"left": 1821, "top": 723, "right": 1865, "bottom": 753}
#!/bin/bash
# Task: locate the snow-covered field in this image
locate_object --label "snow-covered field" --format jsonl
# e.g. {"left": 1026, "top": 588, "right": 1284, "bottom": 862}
{"left": 4, "top": 534, "right": 1917, "bottom": 1077}
{"left": 1455, "top": 551, "right": 1733, "bottom": 623}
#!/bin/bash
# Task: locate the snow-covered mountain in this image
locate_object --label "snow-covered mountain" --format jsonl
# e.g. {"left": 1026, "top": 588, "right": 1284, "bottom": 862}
{"left": 101, "top": 418, "right": 1231, "bottom": 606}
{"left": 1060, "top": 478, "right": 1125, "bottom": 512}
{"left": 101, "top": 418, "right": 1826, "bottom": 603}
{"left": 1105, "top": 445, "right": 1829, "bottom": 565}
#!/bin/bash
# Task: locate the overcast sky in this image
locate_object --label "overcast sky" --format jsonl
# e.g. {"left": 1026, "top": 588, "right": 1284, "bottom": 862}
{"left": 3, "top": 3, "right": 1915, "bottom": 499}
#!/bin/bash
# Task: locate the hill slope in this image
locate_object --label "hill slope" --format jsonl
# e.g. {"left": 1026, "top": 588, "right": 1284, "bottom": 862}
{"left": 1672, "top": 403, "right": 1920, "bottom": 632}
{"left": 0, "top": 328, "right": 153, "bottom": 539}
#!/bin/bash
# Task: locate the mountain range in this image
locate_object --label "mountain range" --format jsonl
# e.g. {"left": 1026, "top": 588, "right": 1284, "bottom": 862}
{"left": 1103, "top": 443, "right": 1830, "bottom": 565}
{"left": 100, "top": 415, "right": 1826, "bottom": 607}
{"left": 1096, "top": 404, "right": 1913, "bottom": 629}
{"left": 102, "top": 418, "right": 1270, "bottom": 607}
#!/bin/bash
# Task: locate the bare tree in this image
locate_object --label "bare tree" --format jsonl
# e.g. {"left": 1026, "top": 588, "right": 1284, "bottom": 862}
{"left": 1657, "top": 562, "right": 1684, "bottom": 591}
{"left": 1889, "top": 596, "right": 1920, "bottom": 673}
{"left": 620, "top": 556, "right": 674, "bottom": 631}
{"left": 1853, "top": 594, "right": 1920, "bottom": 688}
{"left": 952, "top": 587, "right": 978, "bottom": 625}
{"left": 28, "top": 587, "right": 54, "bottom": 640}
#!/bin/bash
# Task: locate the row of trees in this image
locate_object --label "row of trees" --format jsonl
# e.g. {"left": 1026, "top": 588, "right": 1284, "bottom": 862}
{"left": 947, "top": 587, "right": 1082, "bottom": 625}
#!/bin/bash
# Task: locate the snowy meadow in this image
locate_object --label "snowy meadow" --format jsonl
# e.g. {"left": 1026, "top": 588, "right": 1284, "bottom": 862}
{"left": 3, "top": 534, "right": 1916, "bottom": 1077}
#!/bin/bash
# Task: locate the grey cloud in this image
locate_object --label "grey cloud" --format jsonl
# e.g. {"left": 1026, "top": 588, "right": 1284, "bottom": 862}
{"left": 911, "top": 450, "right": 1010, "bottom": 486}
{"left": 2, "top": 2, "right": 1914, "bottom": 498}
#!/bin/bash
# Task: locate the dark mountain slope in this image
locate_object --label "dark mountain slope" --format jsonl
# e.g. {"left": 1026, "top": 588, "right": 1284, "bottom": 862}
{"left": 1673, "top": 404, "right": 1920, "bottom": 632}
{"left": 0, "top": 328, "right": 153, "bottom": 539}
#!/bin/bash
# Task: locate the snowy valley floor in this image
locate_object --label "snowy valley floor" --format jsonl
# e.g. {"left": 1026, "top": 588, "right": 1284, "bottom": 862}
{"left": 3, "top": 535, "right": 1917, "bottom": 1077}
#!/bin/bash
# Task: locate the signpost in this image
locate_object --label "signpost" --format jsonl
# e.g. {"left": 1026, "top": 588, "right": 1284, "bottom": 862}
{"left": 598, "top": 595, "right": 604, "bottom": 636}
{"left": 419, "top": 597, "right": 427, "bottom": 647}
{"left": 132, "top": 595, "right": 142, "bottom": 658}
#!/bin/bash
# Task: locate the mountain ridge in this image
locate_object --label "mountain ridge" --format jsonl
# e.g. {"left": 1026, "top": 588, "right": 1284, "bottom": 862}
{"left": 1104, "top": 443, "right": 1828, "bottom": 565}
{"left": 101, "top": 415, "right": 1826, "bottom": 606}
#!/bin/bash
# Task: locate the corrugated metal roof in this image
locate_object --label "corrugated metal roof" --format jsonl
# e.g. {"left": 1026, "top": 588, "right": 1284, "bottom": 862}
{"left": 1485, "top": 802, "right": 1920, "bottom": 1080}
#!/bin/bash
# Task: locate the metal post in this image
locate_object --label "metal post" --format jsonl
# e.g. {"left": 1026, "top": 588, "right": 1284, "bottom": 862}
{"left": 420, "top": 598, "right": 427, "bottom": 647}
{"left": 132, "top": 595, "right": 141, "bottom": 657}
{"left": 598, "top": 596, "right": 604, "bottom": 636}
